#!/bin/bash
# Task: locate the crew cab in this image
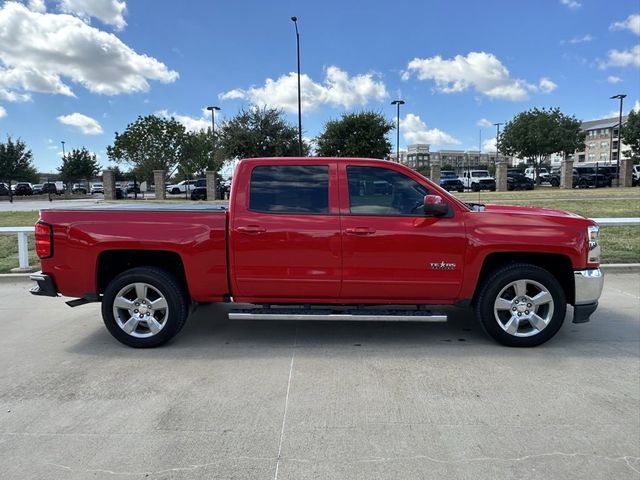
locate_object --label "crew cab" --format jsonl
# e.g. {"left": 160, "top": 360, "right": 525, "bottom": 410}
{"left": 30, "top": 157, "right": 603, "bottom": 348}
{"left": 459, "top": 170, "right": 496, "bottom": 192}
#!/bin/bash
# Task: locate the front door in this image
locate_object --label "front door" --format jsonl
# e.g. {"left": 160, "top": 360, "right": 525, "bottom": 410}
{"left": 339, "top": 164, "right": 466, "bottom": 302}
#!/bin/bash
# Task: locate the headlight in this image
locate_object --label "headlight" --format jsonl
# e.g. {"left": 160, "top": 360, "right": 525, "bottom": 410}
{"left": 587, "top": 225, "right": 600, "bottom": 264}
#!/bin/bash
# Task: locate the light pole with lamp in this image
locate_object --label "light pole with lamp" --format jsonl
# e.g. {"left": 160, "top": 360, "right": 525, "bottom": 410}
{"left": 391, "top": 100, "right": 405, "bottom": 163}
{"left": 206, "top": 106, "right": 221, "bottom": 199}
{"left": 291, "top": 16, "right": 303, "bottom": 156}
{"left": 493, "top": 122, "right": 503, "bottom": 166}
{"left": 610, "top": 94, "right": 626, "bottom": 187}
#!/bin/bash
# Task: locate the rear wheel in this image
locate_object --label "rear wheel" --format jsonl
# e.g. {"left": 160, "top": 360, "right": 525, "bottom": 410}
{"left": 102, "top": 267, "right": 189, "bottom": 347}
{"left": 475, "top": 263, "right": 566, "bottom": 347}
{"left": 550, "top": 178, "right": 559, "bottom": 187}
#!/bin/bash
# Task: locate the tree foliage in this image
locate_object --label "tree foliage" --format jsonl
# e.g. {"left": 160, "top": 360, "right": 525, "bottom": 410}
{"left": 58, "top": 147, "right": 101, "bottom": 184}
{"left": 218, "top": 106, "right": 305, "bottom": 159}
{"left": 621, "top": 109, "right": 640, "bottom": 160}
{"left": 315, "top": 111, "right": 393, "bottom": 158}
{"left": 0, "top": 136, "right": 38, "bottom": 183}
{"left": 500, "top": 108, "right": 585, "bottom": 183}
{"left": 107, "top": 115, "right": 187, "bottom": 181}
{"left": 179, "top": 129, "right": 221, "bottom": 177}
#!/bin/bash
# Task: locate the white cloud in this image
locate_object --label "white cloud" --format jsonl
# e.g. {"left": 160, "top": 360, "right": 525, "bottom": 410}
{"left": 26, "top": 0, "right": 46, "bottom": 13}
{"left": 156, "top": 109, "right": 211, "bottom": 132}
{"left": 59, "top": 0, "right": 127, "bottom": 31}
{"left": 482, "top": 137, "right": 497, "bottom": 152}
{"left": 403, "top": 51, "right": 547, "bottom": 101}
{"left": 560, "top": 0, "right": 581, "bottom": 9}
{"left": 599, "top": 44, "right": 640, "bottom": 68}
{"left": 400, "top": 114, "right": 460, "bottom": 146}
{"left": 610, "top": 13, "right": 640, "bottom": 36}
{"left": 538, "top": 77, "right": 558, "bottom": 93}
{"left": 607, "top": 75, "right": 623, "bottom": 84}
{"left": 219, "top": 66, "right": 388, "bottom": 112}
{"left": 0, "top": 105, "right": 6, "bottom": 118}
{"left": 562, "top": 34, "right": 593, "bottom": 44}
{"left": 0, "top": 2, "right": 178, "bottom": 101}
{"left": 477, "top": 118, "right": 493, "bottom": 128}
{"left": 57, "top": 112, "right": 103, "bottom": 134}
{"left": 632, "top": 100, "right": 640, "bottom": 113}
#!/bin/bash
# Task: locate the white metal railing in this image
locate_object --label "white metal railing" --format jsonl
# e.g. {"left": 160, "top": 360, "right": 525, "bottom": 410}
{"left": 0, "top": 226, "right": 35, "bottom": 270}
{"left": 0, "top": 218, "right": 639, "bottom": 272}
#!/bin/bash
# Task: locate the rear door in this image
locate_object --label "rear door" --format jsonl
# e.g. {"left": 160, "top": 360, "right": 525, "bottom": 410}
{"left": 230, "top": 162, "right": 341, "bottom": 301}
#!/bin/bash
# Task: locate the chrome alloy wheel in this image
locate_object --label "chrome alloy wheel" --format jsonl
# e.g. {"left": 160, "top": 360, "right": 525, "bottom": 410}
{"left": 112, "top": 282, "right": 169, "bottom": 338}
{"left": 493, "top": 279, "right": 554, "bottom": 338}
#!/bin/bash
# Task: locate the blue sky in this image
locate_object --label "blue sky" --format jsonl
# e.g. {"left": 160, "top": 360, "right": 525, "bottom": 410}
{"left": 0, "top": 0, "right": 639, "bottom": 173}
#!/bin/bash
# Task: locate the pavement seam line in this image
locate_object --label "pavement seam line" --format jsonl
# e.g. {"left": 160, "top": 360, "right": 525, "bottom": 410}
{"left": 274, "top": 324, "right": 298, "bottom": 480}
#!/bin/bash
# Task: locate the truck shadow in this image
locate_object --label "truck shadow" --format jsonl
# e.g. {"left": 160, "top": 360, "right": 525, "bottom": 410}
{"left": 66, "top": 302, "right": 637, "bottom": 359}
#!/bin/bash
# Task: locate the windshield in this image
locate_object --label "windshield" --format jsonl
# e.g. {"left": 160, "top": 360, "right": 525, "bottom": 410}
{"left": 472, "top": 171, "right": 490, "bottom": 177}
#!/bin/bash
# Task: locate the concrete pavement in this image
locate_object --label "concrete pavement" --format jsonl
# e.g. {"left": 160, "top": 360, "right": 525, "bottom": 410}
{"left": 0, "top": 274, "right": 638, "bottom": 479}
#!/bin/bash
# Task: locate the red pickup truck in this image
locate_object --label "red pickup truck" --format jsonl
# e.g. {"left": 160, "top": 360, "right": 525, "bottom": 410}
{"left": 30, "top": 157, "right": 603, "bottom": 348}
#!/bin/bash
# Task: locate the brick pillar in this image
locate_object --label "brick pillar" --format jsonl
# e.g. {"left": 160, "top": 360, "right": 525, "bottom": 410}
{"left": 496, "top": 162, "right": 508, "bottom": 192}
{"left": 206, "top": 170, "right": 218, "bottom": 201}
{"left": 429, "top": 162, "right": 441, "bottom": 185}
{"left": 153, "top": 170, "right": 166, "bottom": 200}
{"left": 103, "top": 170, "right": 115, "bottom": 200}
{"left": 619, "top": 158, "right": 633, "bottom": 188}
{"left": 560, "top": 159, "right": 574, "bottom": 189}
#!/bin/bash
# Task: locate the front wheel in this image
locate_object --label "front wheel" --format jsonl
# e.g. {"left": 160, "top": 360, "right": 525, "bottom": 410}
{"left": 475, "top": 263, "right": 566, "bottom": 347}
{"left": 101, "top": 267, "right": 189, "bottom": 347}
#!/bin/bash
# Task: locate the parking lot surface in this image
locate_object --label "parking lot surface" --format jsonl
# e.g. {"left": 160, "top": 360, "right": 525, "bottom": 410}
{"left": 0, "top": 274, "right": 638, "bottom": 479}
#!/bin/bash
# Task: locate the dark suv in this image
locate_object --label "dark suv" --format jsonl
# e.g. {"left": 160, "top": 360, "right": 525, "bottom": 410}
{"left": 507, "top": 171, "right": 534, "bottom": 190}
{"left": 14, "top": 182, "right": 33, "bottom": 195}
{"left": 573, "top": 165, "right": 612, "bottom": 188}
{"left": 439, "top": 170, "right": 464, "bottom": 192}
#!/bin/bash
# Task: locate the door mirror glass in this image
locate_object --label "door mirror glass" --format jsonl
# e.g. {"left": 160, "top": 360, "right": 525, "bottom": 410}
{"left": 423, "top": 195, "right": 448, "bottom": 216}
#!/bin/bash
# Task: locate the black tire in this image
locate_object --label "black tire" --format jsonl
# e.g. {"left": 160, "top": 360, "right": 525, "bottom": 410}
{"left": 578, "top": 179, "right": 588, "bottom": 189}
{"left": 101, "top": 267, "right": 189, "bottom": 348}
{"left": 471, "top": 183, "right": 480, "bottom": 192}
{"left": 475, "top": 263, "right": 566, "bottom": 347}
{"left": 550, "top": 178, "right": 559, "bottom": 187}
{"left": 171, "top": 187, "right": 180, "bottom": 195}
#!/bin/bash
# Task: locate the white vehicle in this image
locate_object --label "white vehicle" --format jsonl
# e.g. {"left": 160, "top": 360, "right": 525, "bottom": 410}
{"left": 525, "top": 167, "right": 549, "bottom": 182}
{"left": 166, "top": 179, "right": 199, "bottom": 195}
{"left": 459, "top": 170, "right": 496, "bottom": 192}
{"left": 90, "top": 182, "right": 104, "bottom": 194}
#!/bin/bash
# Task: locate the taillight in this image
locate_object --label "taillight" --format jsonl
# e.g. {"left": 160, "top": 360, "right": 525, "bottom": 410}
{"left": 35, "top": 222, "right": 53, "bottom": 258}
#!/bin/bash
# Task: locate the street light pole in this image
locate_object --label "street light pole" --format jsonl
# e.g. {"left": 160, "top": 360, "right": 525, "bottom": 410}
{"left": 493, "top": 122, "right": 503, "bottom": 166}
{"left": 610, "top": 94, "right": 626, "bottom": 186}
{"left": 61, "top": 141, "right": 66, "bottom": 157}
{"left": 206, "top": 106, "right": 220, "bottom": 199}
{"left": 291, "top": 16, "right": 303, "bottom": 156}
{"left": 391, "top": 100, "right": 405, "bottom": 163}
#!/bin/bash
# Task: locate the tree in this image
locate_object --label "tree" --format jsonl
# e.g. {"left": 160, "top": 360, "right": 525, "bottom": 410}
{"left": 0, "top": 136, "right": 38, "bottom": 184}
{"left": 179, "top": 128, "right": 222, "bottom": 177}
{"left": 218, "top": 106, "right": 305, "bottom": 159}
{"left": 621, "top": 109, "right": 640, "bottom": 161}
{"left": 500, "top": 108, "right": 585, "bottom": 184}
{"left": 107, "top": 115, "right": 187, "bottom": 182}
{"left": 315, "top": 111, "right": 393, "bottom": 158}
{"left": 58, "top": 147, "right": 101, "bottom": 185}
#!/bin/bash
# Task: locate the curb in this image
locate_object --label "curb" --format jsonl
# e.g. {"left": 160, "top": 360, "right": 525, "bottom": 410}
{"left": 1, "top": 264, "right": 638, "bottom": 284}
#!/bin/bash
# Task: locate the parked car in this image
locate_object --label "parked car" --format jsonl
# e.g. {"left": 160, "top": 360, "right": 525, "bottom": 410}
{"left": 0, "top": 182, "right": 9, "bottom": 196}
{"left": 190, "top": 179, "right": 231, "bottom": 201}
{"left": 573, "top": 165, "right": 611, "bottom": 188}
{"left": 166, "top": 179, "right": 202, "bottom": 195}
{"left": 32, "top": 183, "right": 44, "bottom": 194}
{"left": 459, "top": 170, "right": 496, "bottom": 191}
{"left": 90, "top": 183, "right": 104, "bottom": 194}
{"left": 31, "top": 157, "right": 603, "bottom": 349}
{"left": 72, "top": 183, "right": 88, "bottom": 194}
{"left": 41, "top": 182, "right": 60, "bottom": 195}
{"left": 439, "top": 170, "right": 464, "bottom": 192}
{"left": 524, "top": 167, "right": 550, "bottom": 182}
{"left": 14, "top": 182, "right": 33, "bottom": 195}
{"left": 124, "top": 182, "right": 141, "bottom": 194}
{"left": 507, "top": 171, "right": 534, "bottom": 190}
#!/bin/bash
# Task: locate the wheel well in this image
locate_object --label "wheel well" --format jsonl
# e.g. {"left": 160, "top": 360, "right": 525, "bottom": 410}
{"left": 474, "top": 252, "right": 574, "bottom": 305}
{"left": 97, "top": 250, "right": 189, "bottom": 296}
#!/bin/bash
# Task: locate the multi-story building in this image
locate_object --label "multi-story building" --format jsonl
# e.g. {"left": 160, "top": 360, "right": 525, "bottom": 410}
{"left": 575, "top": 116, "right": 629, "bottom": 164}
{"left": 405, "top": 144, "right": 430, "bottom": 169}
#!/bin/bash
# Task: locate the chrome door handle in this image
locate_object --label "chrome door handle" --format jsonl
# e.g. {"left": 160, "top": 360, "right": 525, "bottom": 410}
{"left": 345, "top": 227, "right": 376, "bottom": 235}
{"left": 237, "top": 225, "right": 266, "bottom": 234}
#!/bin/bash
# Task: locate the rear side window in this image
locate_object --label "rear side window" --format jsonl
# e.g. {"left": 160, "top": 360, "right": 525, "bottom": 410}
{"left": 250, "top": 165, "right": 329, "bottom": 214}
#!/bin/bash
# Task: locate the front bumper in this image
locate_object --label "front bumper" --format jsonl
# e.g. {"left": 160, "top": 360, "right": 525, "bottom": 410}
{"left": 572, "top": 268, "right": 604, "bottom": 323}
{"left": 29, "top": 272, "right": 58, "bottom": 297}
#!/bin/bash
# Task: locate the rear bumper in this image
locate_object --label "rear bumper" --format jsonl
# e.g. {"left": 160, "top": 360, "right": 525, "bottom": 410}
{"left": 29, "top": 272, "right": 58, "bottom": 297}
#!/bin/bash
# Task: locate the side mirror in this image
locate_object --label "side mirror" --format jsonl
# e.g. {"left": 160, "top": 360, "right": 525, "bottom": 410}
{"left": 423, "top": 194, "right": 448, "bottom": 217}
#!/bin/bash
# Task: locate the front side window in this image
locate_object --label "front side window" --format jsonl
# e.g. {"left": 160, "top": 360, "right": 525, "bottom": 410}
{"left": 249, "top": 165, "right": 329, "bottom": 214}
{"left": 347, "top": 166, "right": 428, "bottom": 216}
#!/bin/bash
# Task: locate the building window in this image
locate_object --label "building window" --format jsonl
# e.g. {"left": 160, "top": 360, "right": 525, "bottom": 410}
{"left": 600, "top": 141, "right": 608, "bottom": 149}
{"left": 588, "top": 142, "right": 595, "bottom": 150}
{"left": 600, "top": 153, "right": 607, "bottom": 161}
{"left": 588, "top": 153, "right": 595, "bottom": 161}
